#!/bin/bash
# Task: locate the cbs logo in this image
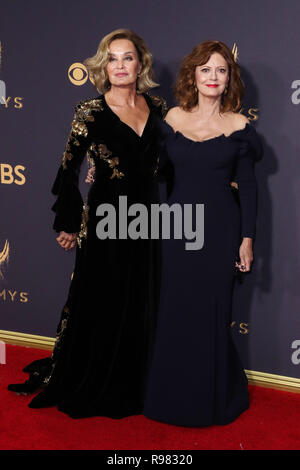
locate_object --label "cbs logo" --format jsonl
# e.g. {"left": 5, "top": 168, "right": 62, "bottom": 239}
{"left": 68, "top": 63, "right": 91, "bottom": 86}
{"left": 0, "top": 164, "right": 26, "bottom": 185}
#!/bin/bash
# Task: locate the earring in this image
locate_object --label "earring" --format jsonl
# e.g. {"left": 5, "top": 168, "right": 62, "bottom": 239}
{"left": 224, "top": 83, "right": 229, "bottom": 95}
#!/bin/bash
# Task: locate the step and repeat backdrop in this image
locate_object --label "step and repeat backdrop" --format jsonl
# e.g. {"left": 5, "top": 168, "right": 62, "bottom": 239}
{"left": 1, "top": 0, "right": 300, "bottom": 379}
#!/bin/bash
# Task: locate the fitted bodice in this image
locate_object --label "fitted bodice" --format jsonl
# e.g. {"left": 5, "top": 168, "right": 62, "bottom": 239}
{"left": 162, "top": 121, "right": 258, "bottom": 186}
{"left": 158, "top": 120, "right": 263, "bottom": 239}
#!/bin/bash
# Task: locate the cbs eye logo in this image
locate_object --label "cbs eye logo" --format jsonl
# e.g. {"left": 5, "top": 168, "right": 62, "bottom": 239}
{"left": 68, "top": 63, "right": 90, "bottom": 86}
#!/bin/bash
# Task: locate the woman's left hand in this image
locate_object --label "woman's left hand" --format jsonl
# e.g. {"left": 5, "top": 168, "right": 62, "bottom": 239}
{"left": 235, "top": 237, "right": 254, "bottom": 272}
{"left": 56, "top": 231, "right": 77, "bottom": 251}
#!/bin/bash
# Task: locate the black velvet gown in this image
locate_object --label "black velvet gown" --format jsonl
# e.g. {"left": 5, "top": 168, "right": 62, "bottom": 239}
{"left": 8, "top": 93, "right": 167, "bottom": 419}
{"left": 143, "top": 120, "right": 263, "bottom": 426}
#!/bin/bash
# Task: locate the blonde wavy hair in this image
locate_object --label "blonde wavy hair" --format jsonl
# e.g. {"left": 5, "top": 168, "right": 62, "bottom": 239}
{"left": 84, "top": 29, "right": 159, "bottom": 94}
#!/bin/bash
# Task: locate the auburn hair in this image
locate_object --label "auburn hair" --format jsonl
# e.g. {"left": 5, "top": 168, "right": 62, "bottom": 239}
{"left": 175, "top": 40, "right": 244, "bottom": 112}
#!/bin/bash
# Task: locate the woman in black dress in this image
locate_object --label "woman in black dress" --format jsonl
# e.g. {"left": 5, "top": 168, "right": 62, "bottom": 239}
{"left": 143, "top": 41, "right": 263, "bottom": 426}
{"left": 8, "top": 29, "right": 167, "bottom": 419}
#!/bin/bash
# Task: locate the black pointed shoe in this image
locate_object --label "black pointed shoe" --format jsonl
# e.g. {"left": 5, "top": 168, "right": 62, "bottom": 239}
{"left": 7, "top": 373, "right": 43, "bottom": 395}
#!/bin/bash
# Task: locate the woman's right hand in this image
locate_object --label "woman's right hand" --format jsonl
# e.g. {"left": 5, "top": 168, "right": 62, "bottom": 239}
{"left": 56, "top": 231, "right": 77, "bottom": 251}
{"left": 85, "top": 166, "right": 95, "bottom": 184}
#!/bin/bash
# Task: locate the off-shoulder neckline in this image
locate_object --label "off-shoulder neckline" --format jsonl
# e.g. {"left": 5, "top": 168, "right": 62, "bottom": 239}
{"left": 163, "top": 120, "right": 251, "bottom": 144}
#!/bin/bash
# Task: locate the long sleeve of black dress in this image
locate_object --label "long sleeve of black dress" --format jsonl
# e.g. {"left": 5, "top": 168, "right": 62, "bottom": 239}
{"left": 8, "top": 93, "right": 170, "bottom": 420}
{"left": 51, "top": 102, "right": 95, "bottom": 233}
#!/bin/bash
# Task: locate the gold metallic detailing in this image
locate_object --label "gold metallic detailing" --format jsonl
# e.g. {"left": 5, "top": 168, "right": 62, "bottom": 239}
{"left": 75, "top": 97, "right": 104, "bottom": 128}
{"left": 71, "top": 119, "right": 88, "bottom": 137}
{"left": 87, "top": 143, "right": 97, "bottom": 167}
{"left": 61, "top": 96, "right": 124, "bottom": 177}
{"left": 0, "top": 239, "right": 9, "bottom": 280}
{"left": 98, "top": 143, "right": 111, "bottom": 158}
{"left": 232, "top": 43, "right": 238, "bottom": 63}
{"left": 77, "top": 202, "right": 89, "bottom": 248}
{"left": 98, "top": 143, "right": 125, "bottom": 179}
{"left": 2, "top": 326, "right": 300, "bottom": 394}
{"left": 71, "top": 98, "right": 104, "bottom": 137}
{"left": 43, "top": 304, "right": 71, "bottom": 385}
{"left": 148, "top": 94, "right": 168, "bottom": 118}
{"left": 62, "top": 141, "right": 74, "bottom": 168}
{"left": 77, "top": 97, "right": 104, "bottom": 117}
{"left": 110, "top": 167, "right": 125, "bottom": 179}
{"left": 61, "top": 97, "right": 104, "bottom": 168}
{"left": 0, "top": 329, "right": 55, "bottom": 350}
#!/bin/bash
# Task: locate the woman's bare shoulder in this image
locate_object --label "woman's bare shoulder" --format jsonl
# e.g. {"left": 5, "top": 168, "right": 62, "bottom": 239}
{"left": 165, "top": 106, "right": 184, "bottom": 126}
{"left": 165, "top": 106, "right": 181, "bottom": 118}
{"left": 224, "top": 112, "right": 250, "bottom": 131}
{"left": 227, "top": 112, "right": 250, "bottom": 127}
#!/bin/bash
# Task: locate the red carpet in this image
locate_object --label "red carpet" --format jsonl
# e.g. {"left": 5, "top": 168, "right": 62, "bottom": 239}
{"left": 0, "top": 344, "right": 300, "bottom": 450}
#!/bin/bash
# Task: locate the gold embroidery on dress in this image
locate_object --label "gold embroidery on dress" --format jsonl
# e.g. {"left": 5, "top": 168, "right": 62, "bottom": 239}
{"left": 43, "top": 305, "right": 71, "bottom": 385}
{"left": 98, "top": 143, "right": 124, "bottom": 179}
{"left": 86, "top": 143, "right": 97, "bottom": 168}
{"left": 61, "top": 97, "right": 104, "bottom": 169}
{"left": 71, "top": 119, "right": 88, "bottom": 137}
{"left": 62, "top": 142, "right": 74, "bottom": 168}
{"left": 77, "top": 98, "right": 104, "bottom": 119}
{"left": 77, "top": 202, "right": 89, "bottom": 249}
{"left": 71, "top": 97, "right": 104, "bottom": 137}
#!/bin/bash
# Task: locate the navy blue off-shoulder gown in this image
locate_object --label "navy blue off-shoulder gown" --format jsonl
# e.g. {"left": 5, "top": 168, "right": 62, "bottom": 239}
{"left": 143, "top": 121, "right": 263, "bottom": 426}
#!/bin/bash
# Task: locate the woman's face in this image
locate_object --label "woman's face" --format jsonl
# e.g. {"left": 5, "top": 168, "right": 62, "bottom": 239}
{"left": 106, "top": 39, "right": 141, "bottom": 89}
{"left": 195, "top": 52, "right": 229, "bottom": 99}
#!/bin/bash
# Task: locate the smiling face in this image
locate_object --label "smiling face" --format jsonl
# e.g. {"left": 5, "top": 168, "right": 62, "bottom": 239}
{"left": 195, "top": 52, "right": 229, "bottom": 99}
{"left": 106, "top": 39, "right": 142, "bottom": 89}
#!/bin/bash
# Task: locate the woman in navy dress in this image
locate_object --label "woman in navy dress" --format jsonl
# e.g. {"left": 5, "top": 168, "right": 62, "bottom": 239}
{"left": 143, "top": 41, "right": 263, "bottom": 426}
